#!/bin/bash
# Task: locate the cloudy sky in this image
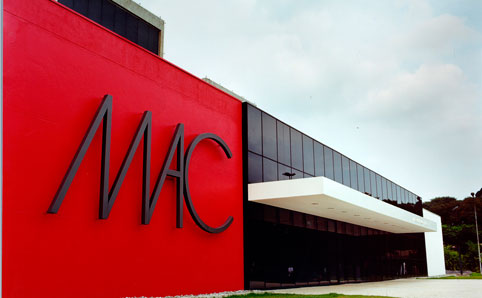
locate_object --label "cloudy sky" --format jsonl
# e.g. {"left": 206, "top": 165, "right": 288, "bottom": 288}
{"left": 138, "top": 0, "right": 482, "bottom": 201}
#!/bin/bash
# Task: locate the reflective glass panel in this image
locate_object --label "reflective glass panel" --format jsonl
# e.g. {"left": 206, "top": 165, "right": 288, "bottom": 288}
{"left": 324, "top": 147, "right": 334, "bottom": 179}
{"left": 357, "top": 163, "right": 365, "bottom": 193}
{"left": 263, "top": 158, "right": 277, "bottom": 182}
{"left": 247, "top": 105, "right": 262, "bottom": 154}
{"left": 364, "top": 167, "right": 371, "bottom": 194}
{"left": 350, "top": 160, "right": 358, "bottom": 190}
{"left": 262, "top": 113, "right": 277, "bottom": 160}
{"left": 277, "top": 121, "right": 291, "bottom": 166}
{"left": 248, "top": 152, "right": 263, "bottom": 183}
{"left": 314, "top": 142, "right": 325, "bottom": 177}
{"left": 292, "top": 168, "right": 303, "bottom": 180}
{"left": 303, "top": 135, "right": 314, "bottom": 175}
{"left": 333, "top": 151, "right": 343, "bottom": 184}
{"left": 290, "top": 129, "right": 303, "bottom": 171}
{"left": 382, "top": 177, "right": 388, "bottom": 201}
{"left": 370, "top": 171, "right": 377, "bottom": 198}
{"left": 278, "top": 163, "right": 291, "bottom": 181}
{"left": 342, "top": 156, "right": 350, "bottom": 187}
{"left": 376, "top": 174, "right": 382, "bottom": 199}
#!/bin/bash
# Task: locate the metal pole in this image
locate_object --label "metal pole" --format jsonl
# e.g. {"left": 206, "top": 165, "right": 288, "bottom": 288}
{"left": 474, "top": 202, "right": 482, "bottom": 274}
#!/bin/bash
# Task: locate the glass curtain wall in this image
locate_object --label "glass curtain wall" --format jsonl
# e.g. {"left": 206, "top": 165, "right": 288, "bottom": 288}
{"left": 245, "top": 103, "right": 423, "bottom": 215}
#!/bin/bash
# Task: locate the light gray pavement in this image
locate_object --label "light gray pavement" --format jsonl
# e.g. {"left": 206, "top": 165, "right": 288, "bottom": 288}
{"left": 270, "top": 278, "right": 482, "bottom": 298}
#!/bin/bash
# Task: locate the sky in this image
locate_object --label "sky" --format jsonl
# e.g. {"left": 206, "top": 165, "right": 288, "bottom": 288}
{"left": 137, "top": 0, "right": 482, "bottom": 201}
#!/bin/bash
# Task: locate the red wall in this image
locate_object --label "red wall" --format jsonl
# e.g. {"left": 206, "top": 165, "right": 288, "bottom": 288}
{"left": 3, "top": 1, "right": 244, "bottom": 297}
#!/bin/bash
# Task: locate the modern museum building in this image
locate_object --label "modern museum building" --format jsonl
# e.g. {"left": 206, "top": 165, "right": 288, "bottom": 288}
{"left": 3, "top": 0, "right": 446, "bottom": 297}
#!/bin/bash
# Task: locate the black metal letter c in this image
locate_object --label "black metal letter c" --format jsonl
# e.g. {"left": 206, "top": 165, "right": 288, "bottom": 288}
{"left": 183, "top": 133, "right": 234, "bottom": 233}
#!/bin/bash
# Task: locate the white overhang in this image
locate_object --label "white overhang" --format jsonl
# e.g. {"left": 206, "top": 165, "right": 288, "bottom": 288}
{"left": 248, "top": 176, "right": 436, "bottom": 234}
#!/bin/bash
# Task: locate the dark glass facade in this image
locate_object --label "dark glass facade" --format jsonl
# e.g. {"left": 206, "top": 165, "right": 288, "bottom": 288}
{"left": 244, "top": 103, "right": 423, "bottom": 216}
{"left": 245, "top": 204, "right": 427, "bottom": 289}
{"left": 243, "top": 103, "right": 427, "bottom": 289}
{"left": 59, "top": 0, "right": 160, "bottom": 54}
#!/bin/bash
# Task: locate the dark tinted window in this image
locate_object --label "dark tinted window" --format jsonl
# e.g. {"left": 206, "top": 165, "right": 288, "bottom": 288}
{"left": 247, "top": 105, "right": 262, "bottom": 154}
{"left": 342, "top": 156, "right": 350, "bottom": 187}
{"left": 290, "top": 129, "right": 303, "bottom": 171}
{"left": 314, "top": 142, "right": 324, "bottom": 177}
{"left": 114, "top": 5, "right": 127, "bottom": 36}
{"left": 87, "top": 0, "right": 102, "bottom": 23}
{"left": 278, "top": 164, "right": 291, "bottom": 181}
{"left": 357, "top": 163, "right": 365, "bottom": 193}
{"left": 302, "top": 135, "right": 314, "bottom": 175}
{"left": 277, "top": 121, "right": 290, "bottom": 166}
{"left": 73, "top": 0, "right": 88, "bottom": 15}
{"left": 349, "top": 160, "right": 358, "bottom": 189}
{"left": 396, "top": 185, "right": 402, "bottom": 204}
{"left": 333, "top": 152, "right": 342, "bottom": 184}
{"left": 324, "top": 147, "right": 334, "bottom": 179}
{"left": 102, "top": 0, "right": 115, "bottom": 30}
{"left": 248, "top": 152, "right": 262, "bottom": 183}
{"left": 364, "top": 167, "right": 371, "bottom": 194}
{"left": 262, "top": 113, "right": 277, "bottom": 160}
{"left": 382, "top": 177, "right": 388, "bottom": 201}
{"left": 292, "top": 168, "right": 303, "bottom": 180}
{"left": 387, "top": 181, "right": 393, "bottom": 201}
{"left": 263, "top": 158, "right": 277, "bottom": 182}
{"left": 60, "top": 0, "right": 160, "bottom": 54}
{"left": 370, "top": 171, "right": 377, "bottom": 198}
{"left": 376, "top": 174, "right": 382, "bottom": 199}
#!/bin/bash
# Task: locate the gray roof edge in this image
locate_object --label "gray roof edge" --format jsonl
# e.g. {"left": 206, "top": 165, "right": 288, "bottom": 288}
{"left": 202, "top": 77, "right": 256, "bottom": 106}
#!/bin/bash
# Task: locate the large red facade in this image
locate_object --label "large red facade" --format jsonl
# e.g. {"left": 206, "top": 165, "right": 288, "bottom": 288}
{"left": 3, "top": 0, "right": 244, "bottom": 297}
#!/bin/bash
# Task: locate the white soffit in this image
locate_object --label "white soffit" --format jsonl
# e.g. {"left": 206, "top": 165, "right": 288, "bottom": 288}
{"left": 248, "top": 177, "right": 436, "bottom": 234}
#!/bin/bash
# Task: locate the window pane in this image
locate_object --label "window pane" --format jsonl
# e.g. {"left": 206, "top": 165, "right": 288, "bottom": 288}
{"left": 290, "top": 129, "right": 303, "bottom": 171}
{"left": 396, "top": 185, "right": 402, "bottom": 204}
{"left": 302, "top": 135, "right": 314, "bottom": 175}
{"left": 324, "top": 147, "right": 334, "bottom": 179}
{"left": 248, "top": 152, "right": 262, "bottom": 183}
{"left": 262, "top": 113, "right": 277, "bottom": 160}
{"left": 314, "top": 142, "right": 324, "bottom": 177}
{"left": 263, "top": 158, "right": 277, "bottom": 182}
{"left": 137, "top": 21, "right": 150, "bottom": 52}
{"left": 87, "top": 0, "right": 102, "bottom": 23}
{"left": 370, "top": 171, "right": 377, "bottom": 198}
{"left": 357, "top": 163, "right": 365, "bottom": 193}
{"left": 376, "top": 174, "right": 382, "bottom": 199}
{"left": 74, "top": 0, "right": 88, "bottom": 15}
{"left": 342, "top": 156, "right": 350, "bottom": 187}
{"left": 333, "top": 151, "right": 343, "bottom": 184}
{"left": 247, "top": 105, "right": 262, "bottom": 154}
{"left": 126, "top": 12, "right": 138, "bottom": 43}
{"left": 277, "top": 121, "right": 291, "bottom": 166}
{"left": 382, "top": 177, "right": 388, "bottom": 201}
{"left": 364, "top": 167, "right": 371, "bottom": 194}
{"left": 350, "top": 160, "right": 358, "bottom": 190}
{"left": 101, "top": 0, "right": 115, "bottom": 31}
{"left": 292, "top": 168, "right": 303, "bottom": 180}
{"left": 278, "top": 164, "right": 291, "bottom": 180}
{"left": 114, "top": 6, "right": 126, "bottom": 37}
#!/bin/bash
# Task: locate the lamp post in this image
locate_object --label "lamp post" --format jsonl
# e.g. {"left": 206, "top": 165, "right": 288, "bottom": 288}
{"left": 471, "top": 192, "right": 482, "bottom": 274}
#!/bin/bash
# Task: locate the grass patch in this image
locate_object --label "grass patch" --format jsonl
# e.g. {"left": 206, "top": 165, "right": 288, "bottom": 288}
{"left": 223, "top": 293, "right": 395, "bottom": 298}
{"left": 427, "top": 272, "right": 482, "bottom": 279}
